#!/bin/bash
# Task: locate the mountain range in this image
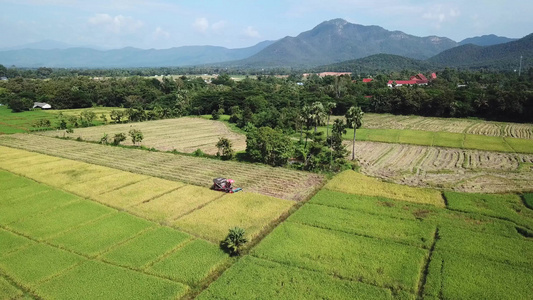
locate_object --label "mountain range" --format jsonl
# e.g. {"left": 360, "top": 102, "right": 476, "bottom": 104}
{"left": 0, "top": 19, "right": 529, "bottom": 70}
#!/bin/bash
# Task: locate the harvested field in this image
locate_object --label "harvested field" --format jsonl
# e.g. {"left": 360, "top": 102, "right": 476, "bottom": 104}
{"left": 0, "top": 134, "right": 324, "bottom": 201}
{"left": 40, "top": 117, "right": 247, "bottom": 155}
{"left": 350, "top": 141, "right": 533, "bottom": 193}
{"left": 359, "top": 113, "right": 533, "bottom": 139}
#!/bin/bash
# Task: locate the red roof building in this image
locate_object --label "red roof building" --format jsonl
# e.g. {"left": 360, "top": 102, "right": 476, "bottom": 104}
{"left": 362, "top": 78, "right": 373, "bottom": 83}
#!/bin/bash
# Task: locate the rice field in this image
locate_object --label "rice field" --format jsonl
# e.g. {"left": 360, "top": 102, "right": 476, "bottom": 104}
{"left": 40, "top": 117, "right": 247, "bottom": 155}
{"left": 0, "top": 170, "right": 228, "bottom": 299}
{"left": 324, "top": 170, "right": 445, "bottom": 207}
{"left": 359, "top": 113, "right": 533, "bottom": 139}
{"left": 0, "top": 147, "right": 297, "bottom": 244}
{"left": 200, "top": 176, "right": 533, "bottom": 299}
{"left": 0, "top": 134, "right": 324, "bottom": 201}
{"left": 351, "top": 141, "right": 533, "bottom": 193}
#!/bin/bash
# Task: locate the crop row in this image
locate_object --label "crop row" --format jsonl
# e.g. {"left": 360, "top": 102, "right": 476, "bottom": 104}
{"left": 0, "top": 146, "right": 295, "bottom": 243}
{"left": 40, "top": 117, "right": 247, "bottom": 155}
{"left": 200, "top": 180, "right": 533, "bottom": 299}
{"left": 0, "top": 170, "right": 232, "bottom": 299}
{"left": 361, "top": 113, "right": 533, "bottom": 139}
{"left": 0, "top": 134, "right": 323, "bottom": 201}
{"left": 353, "top": 141, "right": 533, "bottom": 193}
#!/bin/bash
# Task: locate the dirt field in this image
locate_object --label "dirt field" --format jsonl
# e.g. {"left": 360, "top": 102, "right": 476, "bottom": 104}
{"left": 40, "top": 117, "right": 247, "bottom": 155}
{"left": 349, "top": 141, "right": 533, "bottom": 193}
{"left": 0, "top": 134, "right": 323, "bottom": 201}
{"left": 334, "top": 114, "right": 533, "bottom": 139}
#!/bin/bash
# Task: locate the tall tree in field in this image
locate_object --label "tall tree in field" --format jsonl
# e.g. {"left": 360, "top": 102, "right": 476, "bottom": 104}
{"left": 216, "top": 137, "right": 234, "bottom": 160}
{"left": 309, "top": 102, "right": 325, "bottom": 133}
{"left": 325, "top": 102, "right": 336, "bottom": 142}
{"left": 345, "top": 106, "right": 364, "bottom": 161}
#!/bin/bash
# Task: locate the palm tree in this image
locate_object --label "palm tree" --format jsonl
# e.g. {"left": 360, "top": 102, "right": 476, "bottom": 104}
{"left": 309, "top": 101, "right": 325, "bottom": 133}
{"left": 345, "top": 106, "right": 364, "bottom": 160}
{"left": 325, "top": 102, "right": 336, "bottom": 143}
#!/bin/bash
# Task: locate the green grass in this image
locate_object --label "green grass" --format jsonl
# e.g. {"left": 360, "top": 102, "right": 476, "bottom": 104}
{"left": 0, "top": 185, "right": 80, "bottom": 225}
{"left": 325, "top": 170, "right": 445, "bottom": 207}
{"left": 252, "top": 222, "right": 426, "bottom": 294}
{"left": 0, "top": 277, "right": 24, "bottom": 299}
{"left": 48, "top": 212, "right": 154, "bottom": 257}
{"left": 289, "top": 203, "right": 436, "bottom": 248}
{"left": 433, "top": 131, "right": 464, "bottom": 148}
{"left": 0, "top": 229, "right": 33, "bottom": 257}
{"left": 148, "top": 239, "right": 228, "bottom": 286}
{"left": 8, "top": 200, "right": 114, "bottom": 240}
{"left": 424, "top": 251, "right": 533, "bottom": 300}
{"left": 0, "top": 106, "right": 59, "bottom": 134}
{"left": 463, "top": 134, "right": 513, "bottom": 152}
{"left": 0, "top": 243, "right": 85, "bottom": 286}
{"left": 309, "top": 190, "right": 440, "bottom": 221}
{"left": 435, "top": 226, "right": 533, "bottom": 267}
{"left": 445, "top": 191, "right": 533, "bottom": 230}
{"left": 505, "top": 137, "right": 533, "bottom": 153}
{"left": 197, "top": 256, "right": 394, "bottom": 300}
{"left": 524, "top": 193, "right": 533, "bottom": 209}
{"left": 101, "top": 227, "right": 191, "bottom": 269}
{"left": 35, "top": 260, "right": 188, "bottom": 300}
{"left": 313, "top": 125, "right": 533, "bottom": 153}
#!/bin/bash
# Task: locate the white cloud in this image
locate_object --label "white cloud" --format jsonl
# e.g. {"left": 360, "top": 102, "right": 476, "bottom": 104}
{"left": 422, "top": 5, "right": 460, "bottom": 29}
{"left": 243, "top": 26, "right": 260, "bottom": 38}
{"left": 88, "top": 13, "right": 143, "bottom": 34}
{"left": 193, "top": 17, "right": 209, "bottom": 33}
{"left": 153, "top": 26, "right": 170, "bottom": 40}
{"left": 211, "top": 20, "right": 227, "bottom": 33}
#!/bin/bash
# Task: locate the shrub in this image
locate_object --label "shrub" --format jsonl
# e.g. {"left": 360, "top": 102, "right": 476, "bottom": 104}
{"left": 220, "top": 227, "right": 248, "bottom": 256}
{"left": 112, "top": 133, "right": 127, "bottom": 146}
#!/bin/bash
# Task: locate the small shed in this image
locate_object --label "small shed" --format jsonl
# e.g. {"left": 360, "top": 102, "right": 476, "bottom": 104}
{"left": 33, "top": 102, "right": 52, "bottom": 109}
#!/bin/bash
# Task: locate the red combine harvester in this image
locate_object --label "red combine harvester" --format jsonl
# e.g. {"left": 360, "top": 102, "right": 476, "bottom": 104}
{"left": 212, "top": 178, "right": 242, "bottom": 193}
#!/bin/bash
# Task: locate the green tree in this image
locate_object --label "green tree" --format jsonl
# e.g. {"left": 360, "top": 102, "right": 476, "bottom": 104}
{"left": 324, "top": 102, "right": 336, "bottom": 142}
{"left": 345, "top": 106, "right": 364, "bottom": 160}
{"left": 112, "top": 132, "right": 127, "bottom": 145}
{"left": 246, "top": 127, "right": 293, "bottom": 167}
{"left": 216, "top": 137, "right": 234, "bottom": 160}
{"left": 100, "top": 133, "right": 109, "bottom": 145}
{"left": 331, "top": 119, "right": 348, "bottom": 160}
{"left": 110, "top": 110, "right": 125, "bottom": 123}
{"left": 220, "top": 227, "right": 247, "bottom": 256}
{"left": 7, "top": 97, "right": 33, "bottom": 112}
{"left": 128, "top": 129, "right": 143, "bottom": 145}
{"left": 309, "top": 101, "right": 325, "bottom": 132}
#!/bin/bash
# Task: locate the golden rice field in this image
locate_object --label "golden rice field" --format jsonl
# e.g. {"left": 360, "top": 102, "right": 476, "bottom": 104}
{"left": 40, "top": 117, "right": 247, "bottom": 155}
{"left": 0, "top": 146, "right": 295, "bottom": 242}
{"left": 351, "top": 141, "right": 533, "bottom": 193}
{"left": 0, "top": 134, "right": 323, "bottom": 201}
{"left": 334, "top": 113, "right": 533, "bottom": 139}
{"left": 325, "top": 170, "right": 445, "bottom": 207}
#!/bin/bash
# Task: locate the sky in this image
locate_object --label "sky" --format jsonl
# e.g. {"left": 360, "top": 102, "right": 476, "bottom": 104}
{"left": 1, "top": 0, "right": 532, "bottom": 50}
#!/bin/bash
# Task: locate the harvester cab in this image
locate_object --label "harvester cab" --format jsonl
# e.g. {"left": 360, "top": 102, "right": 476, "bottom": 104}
{"left": 212, "top": 178, "right": 242, "bottom": 193}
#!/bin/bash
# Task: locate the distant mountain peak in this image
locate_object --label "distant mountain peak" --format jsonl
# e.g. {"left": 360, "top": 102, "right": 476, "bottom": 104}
{"left": 459, "top": 34, "right": 517, "bottom": 46}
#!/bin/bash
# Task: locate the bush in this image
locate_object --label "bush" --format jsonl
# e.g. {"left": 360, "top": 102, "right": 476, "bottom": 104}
{"left": 192, "top": 149, "right": 205, "bottom": 157}
{"left": 112, "top": 133, "right": 127, "bottom": 146}
{"left": 220, "top": 227, "right": 248, "bottom": 256}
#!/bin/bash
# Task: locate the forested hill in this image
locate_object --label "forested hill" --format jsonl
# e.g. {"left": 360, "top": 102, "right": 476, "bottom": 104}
{"left": 0, "top": 41, "right": 275, "bottom": 68}
{"left": 428, "top": 33, "right": 533, "bottom": 69}
{"left": 459, "top": 34, "right": 517, "bottom": 46}
{"left": 315, "top": 54, "right": 435, "bottom": 73}
{"left": 232, "top": 19, "right": 457, "bottom": 68}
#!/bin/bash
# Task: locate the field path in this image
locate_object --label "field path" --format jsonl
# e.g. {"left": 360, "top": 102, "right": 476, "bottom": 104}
{"left": 0, "top": 134, "right": 324, "bottom": 201}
